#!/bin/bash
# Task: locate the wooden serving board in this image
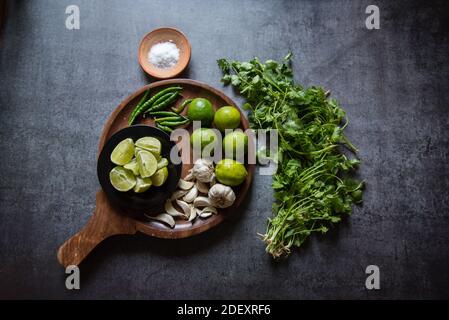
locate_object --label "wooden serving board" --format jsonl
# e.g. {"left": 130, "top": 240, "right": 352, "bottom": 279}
{"left": 57, "top": 79, "right": 254, "bottom": 267}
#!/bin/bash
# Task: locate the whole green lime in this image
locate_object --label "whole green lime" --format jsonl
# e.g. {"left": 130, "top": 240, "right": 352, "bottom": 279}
{"left": 215, "top": 159, "right": 248, "bottom": 186}
{"left": 223, "top": 131, "right": 248, "bottom": 158}
{"left": 214, "top": 106, "right": 241, "bottom": 131}
{"left": 190, "top": 128, "right": 218, "bottom": 150}
{"left": 187, "top": 98, "right": 215, "bottom": 126}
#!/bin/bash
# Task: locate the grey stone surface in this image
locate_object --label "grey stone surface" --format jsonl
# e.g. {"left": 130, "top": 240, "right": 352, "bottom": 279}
{"left": 0, "top": 0, "right": 448, "bottom": 299}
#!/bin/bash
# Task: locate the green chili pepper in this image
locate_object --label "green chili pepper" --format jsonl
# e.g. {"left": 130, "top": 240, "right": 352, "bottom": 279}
{"left": 129, "top": 86, "right": 182, "bottom": 125}
{"left": 159, "top": 119, "right": 190, "bottom": 127}
{"left": 172, "top": 98, "right": 192, "bottom": 114}
{"left": 145, "top": 86, "right": 182, "bottom": 107}
{"left": 156, "top": 124, "right": 173, "bottom": 133}
{"left": 154, "top": 116, "right": 184, "bottom": 123}
{"left": 146, "top": 92, "right": 180, "bottom": 113}
{"left": 148, "top": 111, "right": 180, "bottom": 117}
{"left": 151, "top": 92, "right": 175, "bottom": 107}
{"left": 137, "top": 88, "right": 150, "bottom": 106}
{"left": 128, "top": 88, "right": 150, "bottom": 125}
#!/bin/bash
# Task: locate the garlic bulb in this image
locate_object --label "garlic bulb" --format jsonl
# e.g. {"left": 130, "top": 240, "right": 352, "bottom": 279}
{"left": 192, "top": 158, "right": 215, "bottom": 183}
{"left": 208, "top": 184, "right": 236, "bottom": 208}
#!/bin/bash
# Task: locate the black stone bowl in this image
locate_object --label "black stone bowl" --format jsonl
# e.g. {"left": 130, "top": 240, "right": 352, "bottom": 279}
{"left": 97, "top": 125, "right": 182, "bottom": 212}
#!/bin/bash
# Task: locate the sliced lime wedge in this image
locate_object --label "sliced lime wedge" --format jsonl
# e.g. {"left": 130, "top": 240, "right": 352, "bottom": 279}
{"left": 135, "top": 146, "right": 161, "bottom": 161}
{"left": 151, "top": 167, "right": 168, "bottom": 187}
{"left": 109, "top": 166, "right": 136, "bottom": 192}
{"left": 136, "top": 137, "right": 161, "bottom": 155}
{"left": 133, "top": 176, "right": 152, "bottom": 193}
{"left": 157, "top": 158, "right": 169, "bottom": 170}
{"left": 110, "top": 138, "right": 135, "bottom": 165}
{"left": 136, "top": 150, "right": 158, "bottom": 178}
{"left": 123, "top": 158, "right": 140, "bottom": 176}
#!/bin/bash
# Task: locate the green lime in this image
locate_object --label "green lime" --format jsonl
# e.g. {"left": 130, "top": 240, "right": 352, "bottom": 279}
{"left": 123, "top": 158, "right": 140, "bottom": 176}
{"left": 157, "top": 157, "right": 169, "bottom": 170}
{"left": 136, "top": 150, "right": 158, "bottom": 178}
{"left": 187, "top": 98, "right": 215, "bottom": 126}
{"left": 214, "top": 106, "right": 241, "bottom": 131}
{"left": 151, "top": 167, "right": 168, "bottom": 187}
{"left": 136, "top": 136, "right": 161, "bottom": 155}
{"left": 109, "top": 166, "right": 136, "bottom": 192}
{"left": 110, "top": 138, "right": 135, "bottom": 165}
{"left": 133, "top": 176, "right": 152, "bottom": 193}
{"left": 215, "top": 159, "right": 247, "bottom": 186}
{"left": 223, "top": 131, "right": 248, "bottom": 158}
{"left": 190, "top": 128, "right": 218, "bottom": 150}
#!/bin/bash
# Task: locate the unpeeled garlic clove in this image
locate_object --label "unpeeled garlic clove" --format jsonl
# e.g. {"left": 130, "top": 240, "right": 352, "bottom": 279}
{"left": 193, "top": 196, "right": 213, "bottom": 208}
{"left": 188, "top": 204, "right": 197, "bottom": 222}
{"left": 199, "top": 211, "right": 212, "bottom": 218}
{"left": 196, "top": 181, "right": 209, "bottom": 194}
{"left": 165, "top": 200, "right": 186, "bottom": 218}
{"left": 198, "top": 206, "right": 216, "bottom": 218}
{"left": 175, "top": 199, "right": 191, "bottom": 217}
{"left": 178, "top": 179, "right": 195, "bottom": 190}
{"left": 170, "top": 189, "right": 188, "bottom": 200}
{"left": 202, "top": 206, "right": 218, "bottom": 215}
{"left": 144, "top": 213, "right": 175, "bottom": 228}
{"left": 182, "top": 186, "right": 198, "bottom": 203}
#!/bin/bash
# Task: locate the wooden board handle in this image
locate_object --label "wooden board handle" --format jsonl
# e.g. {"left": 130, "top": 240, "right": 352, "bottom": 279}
{"left": 57, "top": 191, "right": 136, "bottom": 267}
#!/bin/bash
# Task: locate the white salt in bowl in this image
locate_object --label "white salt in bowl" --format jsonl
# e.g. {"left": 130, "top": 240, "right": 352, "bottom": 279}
{"left": 138, "top": 27, "right": 191, "bottom": 79}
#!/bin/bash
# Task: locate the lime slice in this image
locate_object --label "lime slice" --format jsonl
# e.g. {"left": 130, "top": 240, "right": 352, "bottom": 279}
{"left": 133, "top": 176, "right": 152, "bottom": 193}
{"left": 123, "top": 158, "right": 140, "bottom": 176}
{"left": 136, "top": 150, "right": 158, "bottom": 178}
{"left": 136, "top": 137, "right": 161, "bottom": 155}
{"left": 109, "top": 166, "right": 136, "bottom": 192}
{"left": 151, "top": 167, "right": 168, "bottom": 186}
{"left": 110, "top": 138, "right": 135, "bottom": 165}
{"left": 157, "top": 158, "right": 169, "bottom": 170}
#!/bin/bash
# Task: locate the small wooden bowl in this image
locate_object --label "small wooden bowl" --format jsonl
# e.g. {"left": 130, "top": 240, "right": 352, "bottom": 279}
{"left": 138, "top": 27, "right": 191, "bottom": 79}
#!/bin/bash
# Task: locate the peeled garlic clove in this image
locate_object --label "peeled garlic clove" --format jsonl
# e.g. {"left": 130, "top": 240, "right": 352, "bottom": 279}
{"left": 188, "top": 205, "right": 197, "bottom": 222}
{"left": 193, "top": 196, "right": 213, "bottom": 208}
{"left": 165, "top": 200, "right": 185, "bottom": 217}
{"left": 196, "top": 181, "right": 209, "bottom": 194}
{"left": 184, "top": 169, "right": 194, "bottom": 181}
{"left": 175, "top": 199, "right": 191, "bottom": 217}
{"left": 144, "top": 213, "right": 175, "bottom": 228}
{"left": 182, "top": 186, "right": 198, "bottom": 203}
{"left": 170, "top": 189, "right": 188, "bottom": 200}
{"left": 178, "top": 179, "right": 195, "bottom": 190}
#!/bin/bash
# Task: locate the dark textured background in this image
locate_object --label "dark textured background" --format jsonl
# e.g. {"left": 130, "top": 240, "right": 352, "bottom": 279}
{"left": 1, "top": 0, "right": 448, "bottom": 299}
